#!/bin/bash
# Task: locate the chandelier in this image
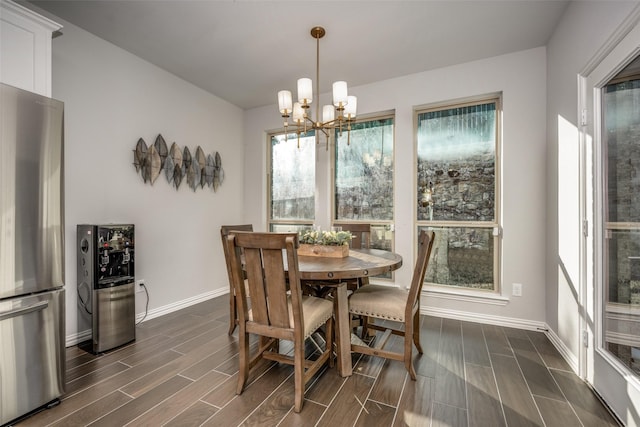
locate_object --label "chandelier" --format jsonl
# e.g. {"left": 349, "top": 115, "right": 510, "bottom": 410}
{"left": 277, "top": 26, "right": 357, "bottom": 148}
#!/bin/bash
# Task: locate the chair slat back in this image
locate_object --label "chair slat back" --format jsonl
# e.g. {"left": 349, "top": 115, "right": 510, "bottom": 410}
{"left": 406, "top": 230, "right": 435, "bottom": 314}
{"left": 228, "top": 231, "right": 302, "bottom": 331}
{"left": 220, "top": 224, "right": 253, "bottom": 280}
{"left": 338, "top": 223, "right": 371, "bottom": 249}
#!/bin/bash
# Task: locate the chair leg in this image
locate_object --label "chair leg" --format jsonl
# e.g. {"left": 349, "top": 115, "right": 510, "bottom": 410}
{"left": 236, "top": 327, "right": 250, "bottom": 394}
{"left": 327, "top": 317, "right": 334, "bottom": 368}
{"left": 404, "top": 321, "right": 417, "bottom": 381}
{"left": 413, "top": 311, "right": 423, "bottom": 354}
{"left": 228, "top": 290, "right": 237, "bottom": 335}
{"left": 293, "top": 339, "right": 305, "bottom": 412}
{"left": 361, "top": 315, "right": 369, "bottom": 339}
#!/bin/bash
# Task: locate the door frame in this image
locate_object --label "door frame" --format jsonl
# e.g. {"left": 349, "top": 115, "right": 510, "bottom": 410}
{"left": 579, "top": 6, "right": 640, "bottom": 424}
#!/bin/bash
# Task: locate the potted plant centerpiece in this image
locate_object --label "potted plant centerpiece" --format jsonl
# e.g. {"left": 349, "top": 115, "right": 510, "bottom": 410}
{"left": 298, "top": 229, "right": 352, "bottom": 258}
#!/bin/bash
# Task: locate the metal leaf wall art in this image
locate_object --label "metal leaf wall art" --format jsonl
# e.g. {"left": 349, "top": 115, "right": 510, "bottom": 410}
{"left": 132, "top": 133, "right": 225, "bottom": 192}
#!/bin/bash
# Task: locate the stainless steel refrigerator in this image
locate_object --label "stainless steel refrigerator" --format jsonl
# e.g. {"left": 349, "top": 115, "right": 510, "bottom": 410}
{"left": 0, "top": 83, "right": 65, "bottom": 425}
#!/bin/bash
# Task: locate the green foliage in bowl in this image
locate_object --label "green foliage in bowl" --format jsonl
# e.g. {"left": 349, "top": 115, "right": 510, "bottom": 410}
{"left": 299, "top": 230, "right": 352, "bottom": 246}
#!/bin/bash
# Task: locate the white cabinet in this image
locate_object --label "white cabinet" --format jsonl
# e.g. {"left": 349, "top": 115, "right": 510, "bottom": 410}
{"left": 0, "top": 0, "right": 61, "bottom": 96}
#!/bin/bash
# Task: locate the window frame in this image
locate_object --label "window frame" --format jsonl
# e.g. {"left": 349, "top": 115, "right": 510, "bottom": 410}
{"left": 414, "top": 94, "right": 502, "bottom": 294}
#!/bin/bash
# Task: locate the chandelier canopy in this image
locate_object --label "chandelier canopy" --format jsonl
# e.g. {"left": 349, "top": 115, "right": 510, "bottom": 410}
{"left": 277, "top": 26, "right": 357, "bottom": 147}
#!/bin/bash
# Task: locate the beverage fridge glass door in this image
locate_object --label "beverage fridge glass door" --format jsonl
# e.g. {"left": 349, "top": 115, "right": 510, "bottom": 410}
{"left": 0, "top": 289, "right": 65, "bottom": 425}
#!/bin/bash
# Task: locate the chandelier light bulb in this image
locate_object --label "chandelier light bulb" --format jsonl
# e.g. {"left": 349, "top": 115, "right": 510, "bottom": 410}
{"left": 333, "top": 81, "right": 348, "bottom": 108}
{"left": 323, "top": 105, "right": 335, "bottom": 123}
{"left": 297, "top": 78, "right": 313, "bottom": 105}
{"left": 345, "top": 96, "right": 357, "bottom": 119}
{"left": 292, "top": 102, "right": 305, "bottom": 123}
{"left": 278, "top": 90, "right": 292, "bottom": 115}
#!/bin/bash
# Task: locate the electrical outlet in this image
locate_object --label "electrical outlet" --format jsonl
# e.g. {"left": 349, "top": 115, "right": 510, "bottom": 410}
{"left": 136, "top": 279, "right": 145, "bottom": 293}
{"left": 512, "top": 282, "right": 522, "bottom": 297}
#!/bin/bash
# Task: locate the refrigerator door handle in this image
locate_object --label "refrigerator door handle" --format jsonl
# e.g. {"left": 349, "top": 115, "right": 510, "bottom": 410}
{"left": 0, "top": 300, "right": 49, "bottom": 321}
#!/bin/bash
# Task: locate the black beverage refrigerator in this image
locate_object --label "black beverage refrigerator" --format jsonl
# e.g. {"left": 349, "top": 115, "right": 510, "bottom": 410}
{"left": 77, "top": 224, "right": 136, "bottom": 353}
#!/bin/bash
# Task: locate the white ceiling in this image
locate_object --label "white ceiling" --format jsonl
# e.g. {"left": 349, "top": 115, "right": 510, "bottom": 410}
{"left": 25, "top": 0, "right": 570, "bottom": 110}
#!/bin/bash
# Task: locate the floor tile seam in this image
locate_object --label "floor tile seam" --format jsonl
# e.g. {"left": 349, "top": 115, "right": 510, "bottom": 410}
{"left": 503, "top": 336, "right": 547, "bottom": 425}
{"left": 388, "top": 373, "right": 410, "bottom": 427}
{"left": 473, "top": 326, "right": 508, "bottom": 426}
{"left": 64, "top": 361, "right": 131, "bottom": 394}
{"left": 47, "top": 389, "right": 131, "bottom": 427}
{"left": 310, "top": 368, "right": 350, "bottom": 427}
{"left": 233, "top": 368, "right": 296, "bottom": 427}
{"left": 543, "top": 368, "right": 587, "bottom": 427}
{"left": 179, "top": 367, "right": 233, "bottom": 382}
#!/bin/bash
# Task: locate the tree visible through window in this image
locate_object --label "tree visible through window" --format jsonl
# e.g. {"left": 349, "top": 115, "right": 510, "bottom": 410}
{"left": 334, "top": 116, "right": 394, "bottom": 253}
{"left": 416, "top": 97, "right": 500, "bottom": 291}
{"left": 268, "top": 131, "right": 315, "bottom": 232}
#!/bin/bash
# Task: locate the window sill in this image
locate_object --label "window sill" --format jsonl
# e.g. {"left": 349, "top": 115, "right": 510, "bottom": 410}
{"left": 423, "top": 285, "right": 509, "bottom": 306}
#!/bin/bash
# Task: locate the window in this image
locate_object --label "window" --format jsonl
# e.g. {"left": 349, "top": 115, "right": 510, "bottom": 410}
{"left": 416, "top": 96, "right": 501, "bottom": 291}
{"left": 334, "top": 116, "right": 394, "bottom": 253}
{"left": 268, "top": 131, "right": 315, "bottom": 232}
{"left": 602, "top": 58, "right": 640, "bottom": 377}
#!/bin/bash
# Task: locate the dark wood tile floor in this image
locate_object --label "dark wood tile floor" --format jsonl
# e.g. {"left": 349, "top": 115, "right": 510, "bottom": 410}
{"left": 15, "top": 295, "right": 621, "bottom": 426}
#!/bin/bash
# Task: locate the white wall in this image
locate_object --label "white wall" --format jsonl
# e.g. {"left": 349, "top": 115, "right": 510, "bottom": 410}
{"left": 546, "top": 1, "right": 639, "bottom": 423}
{"left": 47, "top": 17, "right": 244, "bottom": 342}
{"left": 245, "top": 47, "right": 549, "bottom": 326}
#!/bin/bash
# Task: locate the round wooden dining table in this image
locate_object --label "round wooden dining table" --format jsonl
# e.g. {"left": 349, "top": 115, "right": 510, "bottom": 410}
{"left": 295, "top": 248, "right": 403, "bottom": 377}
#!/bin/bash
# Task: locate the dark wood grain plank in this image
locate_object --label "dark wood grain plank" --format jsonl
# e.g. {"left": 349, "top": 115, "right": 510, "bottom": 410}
{"left": 162, "top": 401, "right": 219, "bottom": 427}
{"left": 355, "top": 400, "right": 396, "bottom": 427}
{"left": 316, "top": 373, "right": 375, "bottom": 427}
{"left": 462, "top": 321, "right": 491, "bottom": 367}
{"left": 465, "top": 363, "right": 506, "bottom": 427}
{"left": 491, "top": 353, "right": 544, "bottom": 427}
{"left": 392, "top": 375, "right": 433, "bottom": 427}
{"left": 278, "top": 400, "right": 327, "bottom": 427}
{"left": 49, "top": 391, "right": 131, "bottom": 427}
{"left": 526, "top": 330, "right": 572, "bottom": 371}
{"left": 64, "top": 361, "right": 130, "bottom": 396}
{"left": 368, "top": 335, "right": 407, "bottom": 406}
{"left": 88, "top": 375, "right": 192, "bottom": 427}
{"left": 432, "top": 402, "right": 467, "bottom": 427}
{"left": 201, "top": 363, "right": 293, "bottom": 426}
{"left": 482, "top": 324, "right": 512, "bottom": 356}
{"left": 304, "top": 366, "right": 346, "bottom": 406}
{"left": 550, "top": 368, "right": 620, "bottom": 427}
{"left": 415, "top": 315, "right": 442, "bottom": 378}
{"left": 534, "top": 395, "right": 582, "bottom": 427}
{"left": 201, "top": 358, "right": 276, "bottom": 408}
{"left": 18, "top": 349, "right": 183, "bottom": 426}
{"left": 434, "top": 318, "right": 466, "bottom": 409}
{"left": 509, "top": 336, "right": 564, "bottom": 401}
{"left": 126, "top": 370, "right": 229, "bottom": 426}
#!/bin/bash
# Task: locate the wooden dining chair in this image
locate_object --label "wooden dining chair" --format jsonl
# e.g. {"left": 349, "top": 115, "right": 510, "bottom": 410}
{"left": 338, "top": 223, "right": 371, "bottom": 249}
{"left": 220, "top": 224, "right": 253, "bottom": 335}
{"left": 337, "top": 223, "right": 371, "bottom": 289}
{"left": 225, "top": 231, "right": 335, "bottom": 413}
{"left": 348, "top": 230, "right": 435, "bottom": 380}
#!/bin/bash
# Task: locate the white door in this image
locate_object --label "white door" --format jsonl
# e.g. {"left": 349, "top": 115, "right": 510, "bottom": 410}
{"left": 583, "top": 15, "right": 640, "bottom": 427}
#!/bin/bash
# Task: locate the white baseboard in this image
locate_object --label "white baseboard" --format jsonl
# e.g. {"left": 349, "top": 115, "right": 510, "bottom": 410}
{"left": 135, "top": 288, "right": 228, "bottom": 323}
{"left": 543, "top": 324, "right": 580, "bottom": 373}
{"left": 65, "top": 288, "right": 228, "bottom": 347}
{"left": 421, "top": 306, "right": 547, "bottom": 331}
